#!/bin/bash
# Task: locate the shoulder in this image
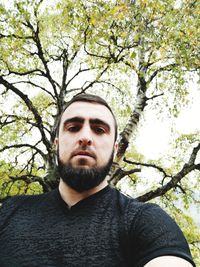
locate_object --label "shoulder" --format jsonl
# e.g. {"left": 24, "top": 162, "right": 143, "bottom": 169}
{"left": 0, "top": 191, "right": 45, "bottom": 209}
{"left": 127, "top": 201, "right": 184, "bottom": 239}
{"left": 0, "top": 194, "right": 32, "bottom": 212}
{"left": 0, "top": 190, "right": 56, "bottom": 230}
{"left": 109, "top": 186, "right": 148, "bottom": 216}
{"left": 106, "top": 187, "right": 183, "bottom": 230}
{"left": 124, "top": 200, "right": 195, "bottom": 267}
{"left": 125, "top": 198, "right": 187, "bottom": 245}
{"left": 109, "top": 189, "right": 195, "bottom": 267}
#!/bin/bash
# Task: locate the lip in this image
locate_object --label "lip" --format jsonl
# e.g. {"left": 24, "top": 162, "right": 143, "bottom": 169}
{"left": 72, "top": 150, "right": 95, "bottom": 159}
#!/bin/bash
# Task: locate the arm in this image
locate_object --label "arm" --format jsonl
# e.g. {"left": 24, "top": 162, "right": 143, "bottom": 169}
{"left": 127, "top": 202, "right": 196, "bottom": 267}
{"left": 144, "top": 256, "right": 194, "bottom": 267}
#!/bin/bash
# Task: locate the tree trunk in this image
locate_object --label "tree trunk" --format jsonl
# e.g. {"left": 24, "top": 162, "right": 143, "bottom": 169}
{"left": 110, "top": 78, "right": 147, "bottom": 185}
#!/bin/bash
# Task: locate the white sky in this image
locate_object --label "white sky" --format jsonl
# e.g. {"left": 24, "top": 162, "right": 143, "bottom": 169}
{"left": 136, "top": 84, "right": 200, "bottom": 159}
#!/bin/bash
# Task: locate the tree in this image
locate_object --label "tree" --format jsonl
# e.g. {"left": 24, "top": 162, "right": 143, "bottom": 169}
{"left": 0, "top": 0, "right": 199, "bottom": 264}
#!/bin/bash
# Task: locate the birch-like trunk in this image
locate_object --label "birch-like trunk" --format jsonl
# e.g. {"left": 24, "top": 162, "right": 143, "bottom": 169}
{"left": 110, "top": 78, "right": 147, "bottom": 185}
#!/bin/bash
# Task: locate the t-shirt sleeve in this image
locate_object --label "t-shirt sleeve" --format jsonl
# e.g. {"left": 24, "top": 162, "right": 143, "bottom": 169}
{"left": 127, "top": 203, "right": 196, "bottom": 267}
{"left": 0, "top": 196, "right": 26, "bottom": 231}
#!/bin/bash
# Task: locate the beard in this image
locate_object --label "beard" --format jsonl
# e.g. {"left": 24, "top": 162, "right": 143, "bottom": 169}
{"left": 57, "top": 151, "right": 114, "bottom": 193}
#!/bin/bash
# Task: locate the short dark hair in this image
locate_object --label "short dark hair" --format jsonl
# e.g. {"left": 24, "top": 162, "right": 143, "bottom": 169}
{"left": 55, "top": 94, "right": 118, "bottom": 141}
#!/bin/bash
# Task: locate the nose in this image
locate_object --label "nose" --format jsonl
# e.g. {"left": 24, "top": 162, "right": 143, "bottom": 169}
{"left": 79, "top": 138, "right": 92, "bottom": 147}
{"left": 78, "top": 125, "right": 92, "bottom": 147}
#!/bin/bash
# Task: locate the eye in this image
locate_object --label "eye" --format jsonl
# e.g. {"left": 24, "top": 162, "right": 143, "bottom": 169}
{"left": 66, "top": 125, "right": 81, "bottom": 132}
{"left": 93, "top": 126, "right": 106, "bottom": 135}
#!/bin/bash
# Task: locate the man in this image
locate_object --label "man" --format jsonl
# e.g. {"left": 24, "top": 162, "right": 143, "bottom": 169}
{"left": 0, "top": 94, "right": 196, "bottom": 267}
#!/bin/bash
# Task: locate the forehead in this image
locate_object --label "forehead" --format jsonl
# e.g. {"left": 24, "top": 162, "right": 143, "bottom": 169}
{"left": 60, "top": 101, "right": 115, "bottom": 127}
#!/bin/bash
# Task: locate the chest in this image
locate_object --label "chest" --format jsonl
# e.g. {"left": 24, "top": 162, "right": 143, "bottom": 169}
{"left": 0, "top": 205, "right": 129, "bottom": 267}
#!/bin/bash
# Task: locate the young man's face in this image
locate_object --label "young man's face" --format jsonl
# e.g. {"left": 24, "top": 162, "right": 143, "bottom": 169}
{"left": 55, "top": 101, "right": 118, "bottom": 172}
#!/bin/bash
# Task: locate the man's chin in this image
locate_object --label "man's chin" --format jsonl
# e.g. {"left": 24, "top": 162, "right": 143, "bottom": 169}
{"left": 57, "top": 157, "right": 113, "bottom": 192}
{"left": 71, "top": 164, "right": 95, "bottom": 170}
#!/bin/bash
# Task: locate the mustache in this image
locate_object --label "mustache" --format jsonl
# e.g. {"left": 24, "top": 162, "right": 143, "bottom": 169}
{"left": 70, "top": 147, "right": 96, "bottom": 159}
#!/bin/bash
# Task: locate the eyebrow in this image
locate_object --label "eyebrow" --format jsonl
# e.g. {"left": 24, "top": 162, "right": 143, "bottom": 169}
{"left": 63, "top": 117, "right": 84, "bottom": 125}
{"left": 63, "top": 116, "right": 111, "bottom": 131}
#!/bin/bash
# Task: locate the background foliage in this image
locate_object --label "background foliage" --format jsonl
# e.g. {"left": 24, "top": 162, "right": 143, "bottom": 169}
{"left": 0, "top": 0, "right": 199, "bottom": 264}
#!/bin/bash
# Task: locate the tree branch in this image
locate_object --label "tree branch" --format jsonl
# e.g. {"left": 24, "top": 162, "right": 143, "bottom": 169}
{"left": 6, "top": 174, "right": 51, "bottom": 193}
{"left": 109, "top": 165, "right": 141, "bottom": 183}
{"left": 188, "top": 142, "right": 200, "bottom": 165}
{"left": 0, "top": 33, "right": 32, "bottom": 40}
{"left": 123, "top": 158, "right": 169, "bottom": 177}
{"left": 84, "top": 27, "right": 111, "bottom": 60}
{"left": 65, "top": 66, "right": 92, "bottom": 89}
{"left": 12, "top": 80, "right": 55, "bottom": 99}
{"left": 0, "top": 143, "right": 46, "bottom": 160}
{"left": 25, "top": 19, "right": 59, "bottom": 100}
{"left": 0, "top": 77, "right": 51, "bottom": 155}
{"left": 136, "top": 142, "right": 200, "bottom": 202}
{"left": 147, "top": 63, "right": 177, "bottom": 83}
{"left": 6, "top": 68, "right": 45, "bottom": 77}
{"left": 0, "top": 113, "right": 52, "bottom": 136}
{"left": 146, "top": 92, "right": 164, "bottom": 101}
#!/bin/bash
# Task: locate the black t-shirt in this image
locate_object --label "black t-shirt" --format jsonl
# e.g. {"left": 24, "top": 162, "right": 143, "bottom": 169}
{"left": 0, "top": 185, "right": 195, "bottom": 267}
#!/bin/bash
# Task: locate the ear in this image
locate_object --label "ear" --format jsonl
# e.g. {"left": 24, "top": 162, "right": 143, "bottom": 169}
{"left": 113, "top": 142, "right": 118, "bottom": 158}
{"left": 54, "top": 137, "right": 58, "bottom": 146}
{"left": 53, "top": 137, "right": 59, "bottom": 152}
{"left": 53, "top": 138, "right": 59, "bottom": 166}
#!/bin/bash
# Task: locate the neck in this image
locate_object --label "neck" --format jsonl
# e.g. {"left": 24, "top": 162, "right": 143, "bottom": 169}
{"left": 58, "top": 179, "right": 108, "bottom": 208}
